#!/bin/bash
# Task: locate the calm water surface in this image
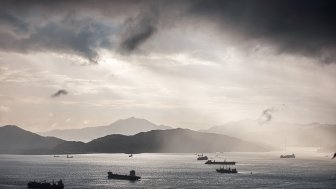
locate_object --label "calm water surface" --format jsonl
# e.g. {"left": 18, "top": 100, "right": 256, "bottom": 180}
{"left": 0, "top": 152, "right": 335, "bottom": 188}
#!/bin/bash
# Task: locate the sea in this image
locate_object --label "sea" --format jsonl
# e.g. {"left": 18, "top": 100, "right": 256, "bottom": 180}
{"left": 0, "top": 151, "right": 335, "bottom": 188}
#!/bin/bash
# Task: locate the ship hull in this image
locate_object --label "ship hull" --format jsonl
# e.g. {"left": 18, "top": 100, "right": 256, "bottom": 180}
{"left": 197, "top": 156, "right": 208, "bottom": 160}
{"left": 27, "top": 182, "right": 64, "bottom": 189}
{"left": 205, "top": 161, "right": 236, "bottom": 165}
{"left": 280, "top": 155, "right": 295, "bottom": 158}
{"left": 216, "top": 169, "right": 238, "bottom": 174}
{"left": 108, "top": 174, "right": 141, "bottom": 181}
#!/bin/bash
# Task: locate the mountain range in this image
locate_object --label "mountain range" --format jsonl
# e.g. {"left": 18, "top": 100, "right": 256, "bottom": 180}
{"left": 0, "top": 124, "right": 271, "bottom": 154}
{"left": 40, "top": 117, "right": 336, "bottom": 150}
{"left": 2, "top": 118, "right": 334, "bottom": 155}
{"left": 53, "top": 128, "right": 271, "bottom": 154}
{"left": 39, "top": 117, "right": 173, "bottom": 142}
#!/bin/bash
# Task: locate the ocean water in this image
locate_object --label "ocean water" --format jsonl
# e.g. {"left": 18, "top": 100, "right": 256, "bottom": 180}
{"left": 0, "top": 152, "right": 335, "bottom": 188}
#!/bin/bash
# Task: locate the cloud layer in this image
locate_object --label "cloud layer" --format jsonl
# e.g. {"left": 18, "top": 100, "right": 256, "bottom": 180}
{"left": 189, "top": 0, "right": 336, "bottom": 64}
{"left": 0, "top": 0, "right": 335, "bottom": 63}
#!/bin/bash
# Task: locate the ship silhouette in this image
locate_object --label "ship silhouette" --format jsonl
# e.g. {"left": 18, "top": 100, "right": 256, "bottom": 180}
{"left": 205, "top": 160, "right": 236, "bottom": 165}
{"left": 216, "top": 165, "right": 238, "bottom": 174}
{"left": 280, "top": 154, "right": 295, "bottom": 158}
{"left": 197, "top": 154, "right": 208, "bottom": 160}
{"left": 107, "top": 170, "right": 141, "bottom": 181}
{"left": 27, "top": 180, "right": 64, "bottom": 189}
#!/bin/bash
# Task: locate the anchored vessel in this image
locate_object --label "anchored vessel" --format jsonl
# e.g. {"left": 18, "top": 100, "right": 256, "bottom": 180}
{"left": 216, "top": 165, "right": 238, "bottom": 174}
{"left": 107, "top": 170, "right": 141, "bottom": 181}
{"left": 280, "top": 139, "right": 295, "bottom": 159}
{"left": 197, "top": 154, "right": 208, "bottom": 160}
{"left": 280, "top": 154, "right": 295, "bottom": 158}
{"left": 205, "top": 160, "right": 236, "bottom": 165}
{"left": 27, "top": 180, "right": 64, "bottom": 189}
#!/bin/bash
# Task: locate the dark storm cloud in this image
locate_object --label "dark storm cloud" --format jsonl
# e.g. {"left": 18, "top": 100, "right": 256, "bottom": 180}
{"left": 0, "top": 18, "right": 112, "bottom": 63}
{"left": 51, "top": 89, "right": 68, "bottom": 98}
{"left": 0, "top": 0, "right": 182, "bottom": 60}
{"left": 0, "top": 0, "right": 150, "bottom": 63}
{"left": 119, "top": 14, "right": 158, "bottom": 53}
{"left": 0, "top": 2, "right": 115, "bottom": 63}
{"left": 0, "top": 12, "right": 30, "bottom": 34}
{"left": 189, "top": 0, "right": 336, "bottom": 64}
{"left": 0, "top": 0, "right": 336, "bottom": 64}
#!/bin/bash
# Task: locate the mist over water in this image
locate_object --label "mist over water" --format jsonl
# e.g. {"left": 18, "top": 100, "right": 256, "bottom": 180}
{"left": 0, "top": 152, "right": 335, "bottom": 188}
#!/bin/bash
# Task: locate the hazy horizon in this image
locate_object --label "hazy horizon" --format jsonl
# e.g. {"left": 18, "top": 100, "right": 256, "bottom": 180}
{"left": 0, "top": 0, "right": 336, "bottom": 134}
{"left": 1, "top": 116, "right": 335, "bottom": 133}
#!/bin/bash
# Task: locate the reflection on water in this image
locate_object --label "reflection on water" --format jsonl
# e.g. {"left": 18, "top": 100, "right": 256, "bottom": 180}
{"left": 0, "top": 152, "right": 335, "bottom": 188}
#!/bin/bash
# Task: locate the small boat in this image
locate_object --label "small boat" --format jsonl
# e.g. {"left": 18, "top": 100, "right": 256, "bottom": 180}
{"left": 66, "top": 154, "right": 73, "bottom": 158}
{"left": 129, "top": 154, "right": 133, "bottom": 157}
{"left": 216, "top": 165, "right": 238, "bottom": 174}
{"left": 197, "top": 154, "right": 208, "bottom": 160}
{"left": 27, "top": 180, "right": 64, "bottom": 189}
{"left": 205, "top": 160, "right": 236, "bottom": 165}
{"left": 280, "top": 154, "right": 295, "bottom": 158}
{"left": 53, "top": 155, "right": 59, "bottom": 158}
{"left": 108, "top": 170, "right": 141, "bottom": 181}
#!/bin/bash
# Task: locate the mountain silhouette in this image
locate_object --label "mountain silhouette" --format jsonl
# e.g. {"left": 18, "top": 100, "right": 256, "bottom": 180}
{"left": 53, "top": 128, "right": 271, "bottom": 154}
{"left": 40, "top": 117, "right": 173, "bottom": 142}
{"left": 0, "top": 125, "right": 64, "bottom": 154}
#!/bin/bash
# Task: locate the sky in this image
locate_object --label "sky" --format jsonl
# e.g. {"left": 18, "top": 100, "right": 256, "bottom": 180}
{"left": 0, "top": 0, "right": 336, "bottom": 132}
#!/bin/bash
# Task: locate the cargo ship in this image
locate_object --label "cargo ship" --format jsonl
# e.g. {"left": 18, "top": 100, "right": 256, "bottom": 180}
{"left": 27, "top": 180, "right": 64, "bottom": 189}
{"left": 107, "top": 170, "right": 141, "bottom": 181}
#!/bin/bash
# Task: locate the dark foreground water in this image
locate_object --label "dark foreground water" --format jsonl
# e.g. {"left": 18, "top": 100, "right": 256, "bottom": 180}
{"left": 0, "top": 152, "right": 335, "bottom": 188}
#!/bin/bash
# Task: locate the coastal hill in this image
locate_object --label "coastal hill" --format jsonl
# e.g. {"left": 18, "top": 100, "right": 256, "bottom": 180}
{"left": 53, "top": 128, "right": 272, "bottom": 154}
{"left": 0, "top": 125, "right": 64, "bottom": 154}
{"left": 40, "top": 117, "right": 173, "bottom": 142}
